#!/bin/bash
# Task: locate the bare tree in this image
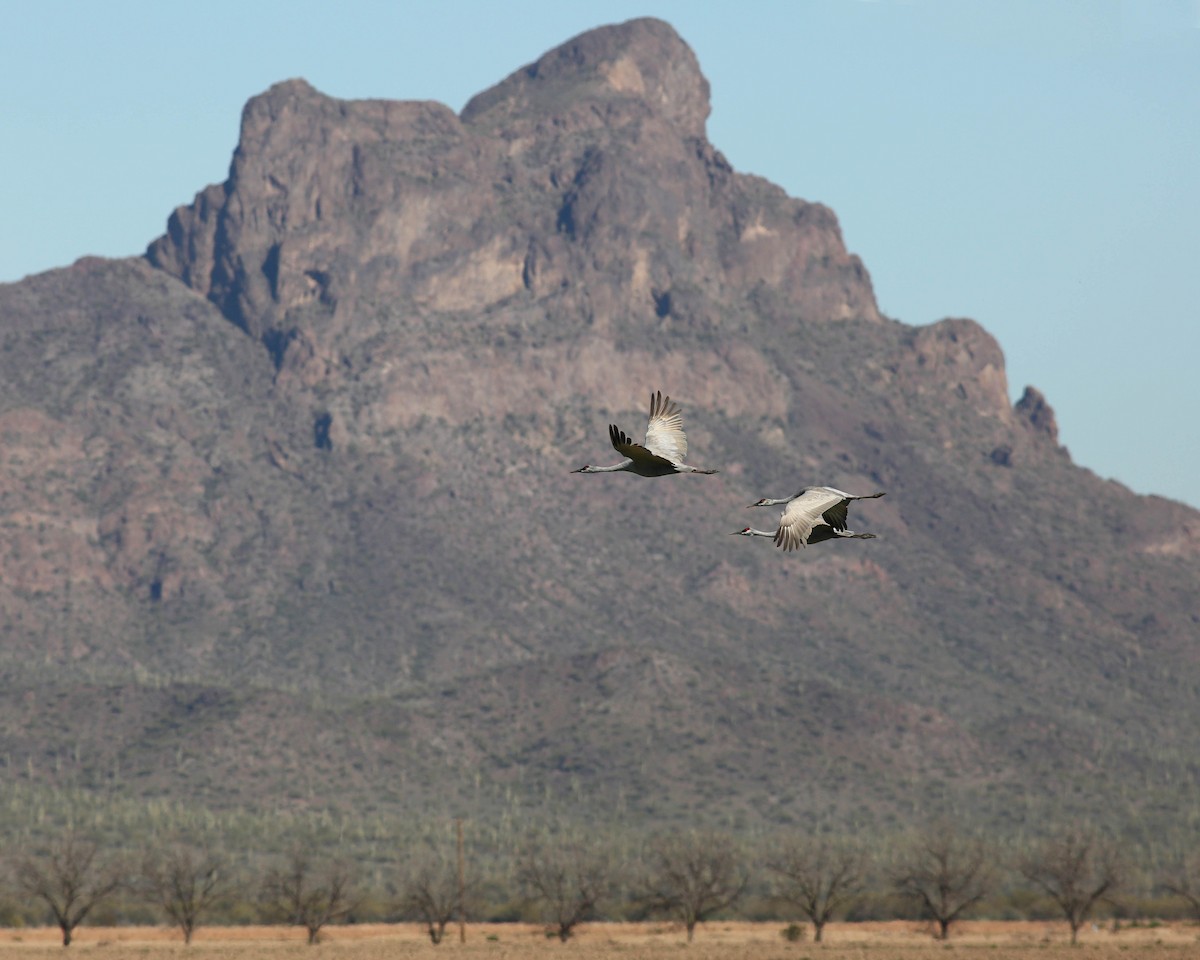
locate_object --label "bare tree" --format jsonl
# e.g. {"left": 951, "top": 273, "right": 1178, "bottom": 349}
{"left": 518, "top": 840, "right": 612, "bottom": 942}
{"left": 261, "top": 848, "right": 358, "bottom": 945}
{"left": 13, "top": 834, "right": 124, "bottom": 946}
{"left": 142, "top": 844, "right": 232, "bottom": 944}
{"left": 641, "top": 831, "right": 748, "bottom": 943}
{"left": 768, "top": 836, "right": 866, "bottom": 943}
{"left": 1162, "top": 852, "right": 1200, "bottom": 920}
{"left": 1018, "top": 830, "right": 1121, "bottom": 944}
{"left": 891, "top": 824, "right": 993, "bottom": 941}
{"left": 402, "top": 856, "right": 461, "bottom": 945}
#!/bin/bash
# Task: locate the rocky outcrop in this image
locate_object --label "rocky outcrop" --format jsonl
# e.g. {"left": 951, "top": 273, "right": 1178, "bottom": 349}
{"left": 891, "top": 317, "right": 1012, "bottom": 417}
{"left": 461, "top": 17, "right": 711, "bottom": 139}
{"left": 1015, "top": 385, "right": 1059, "bottom": 443}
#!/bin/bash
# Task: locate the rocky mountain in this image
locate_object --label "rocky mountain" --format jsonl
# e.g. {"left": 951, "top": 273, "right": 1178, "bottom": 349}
{"left": 1, "top": 18, "right": 1197, "bottom": 839}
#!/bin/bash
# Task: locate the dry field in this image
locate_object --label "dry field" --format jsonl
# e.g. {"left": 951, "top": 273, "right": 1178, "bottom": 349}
{"left": 0, "top": 921, "right": 1196, "bottom": 959}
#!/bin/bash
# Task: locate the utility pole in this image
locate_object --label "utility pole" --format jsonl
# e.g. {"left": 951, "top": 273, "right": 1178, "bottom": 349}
{"left": 456, "top": 817, "right": 466, "bottom": 943}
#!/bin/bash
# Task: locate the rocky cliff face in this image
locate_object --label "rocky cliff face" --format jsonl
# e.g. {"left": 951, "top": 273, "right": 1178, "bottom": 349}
{"left": 2, "top": 18, "right": 1197, "bottom": 833}
{"left": 147, "top": 18, "right": 877, "bottom": 442}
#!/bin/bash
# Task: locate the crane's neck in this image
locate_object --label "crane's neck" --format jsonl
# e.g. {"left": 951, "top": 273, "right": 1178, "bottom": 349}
{"left": 741, "top": 527, "right": 776, "bottom": 538}
{"left": 575, "top": 461, "right": 631, "bottom": 474}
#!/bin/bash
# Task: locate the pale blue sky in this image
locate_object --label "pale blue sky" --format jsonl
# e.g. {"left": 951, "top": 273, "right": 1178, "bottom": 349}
{"left": 2, "top": 1, "right": 1198, "bottom": 508}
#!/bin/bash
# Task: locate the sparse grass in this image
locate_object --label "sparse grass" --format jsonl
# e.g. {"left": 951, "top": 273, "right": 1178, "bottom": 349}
{"left": 0, "top": 922, "right": 1198, "bottom": 958}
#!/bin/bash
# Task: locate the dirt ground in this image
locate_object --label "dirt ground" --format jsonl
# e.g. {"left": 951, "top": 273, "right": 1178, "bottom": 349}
{"left": 0, "top": 920, "right": 1196, "bottom": 958}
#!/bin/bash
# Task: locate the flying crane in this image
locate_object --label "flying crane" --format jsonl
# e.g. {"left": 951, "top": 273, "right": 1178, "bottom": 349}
{"left": 571, "top": 391, "right": 718, "bottom": 477}
{"left": 743, "top": 486, "right": 884, "bottom": 551}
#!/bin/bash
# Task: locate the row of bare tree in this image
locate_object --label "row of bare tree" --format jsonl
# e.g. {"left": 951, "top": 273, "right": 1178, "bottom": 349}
{"left": 7, "top": 825, "right": 1200, "bottom": 946}
{"left": 516, "top": 826, "right": 1136, "bottom": 945}
{"left": 7, "top": 838, "right": 355, "bottom": 947}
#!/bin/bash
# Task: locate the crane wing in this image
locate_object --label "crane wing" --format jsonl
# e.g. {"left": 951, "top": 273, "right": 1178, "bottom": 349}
{"left": 609, "top": 424, "right": 675, "bottom": 471}
{"left": 773, "top": 488, "right": 843, "bottom": 549}
{"left": 805, "top": 524, "right": 839, "bottom": 545}
{"left": 792, "top": 486, "right": 853, "bottom": 531}
{"left": 774, "top": 510, "right": 817, "bottom": 551}
{"left": 642, "top": 391, "right": 688, "bottom": 465}
{"left": 820, "top": 499, "right": 851, "bottom": 532}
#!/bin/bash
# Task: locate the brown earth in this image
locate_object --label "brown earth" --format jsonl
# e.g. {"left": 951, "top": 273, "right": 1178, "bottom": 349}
{"left": 0, "top": 921, "right": 1196, "bottom": 957}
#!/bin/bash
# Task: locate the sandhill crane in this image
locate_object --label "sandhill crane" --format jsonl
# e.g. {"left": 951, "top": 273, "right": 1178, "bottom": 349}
{"left": 746, "top": 486, "right": 885, "bottom": 551}
{"left": 571, "top": 391, "right": 718, "bottom": 477}
{"left": 731, "top": 524, "right": 877, "bottom": 545}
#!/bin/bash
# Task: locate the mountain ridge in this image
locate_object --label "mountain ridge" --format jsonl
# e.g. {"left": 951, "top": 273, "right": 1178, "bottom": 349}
{"left": 1, "top": 17, "right": 1197, "bottom": 838}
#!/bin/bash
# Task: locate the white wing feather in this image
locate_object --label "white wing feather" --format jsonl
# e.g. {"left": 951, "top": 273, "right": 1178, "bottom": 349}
{"left": 775, "top": 488, "right": 846, "bottom": 550}
{"left": 642, "top": 391, "right": 688, "bottom": 465}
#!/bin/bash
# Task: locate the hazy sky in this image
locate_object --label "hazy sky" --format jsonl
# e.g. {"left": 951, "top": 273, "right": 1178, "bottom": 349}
{"left": 2, "top": 1, "right": 1198, "bottom": 508}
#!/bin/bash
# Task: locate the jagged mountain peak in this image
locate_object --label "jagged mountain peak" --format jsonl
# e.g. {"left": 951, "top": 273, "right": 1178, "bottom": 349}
{"left": 461, "top": 17, "right": 711, "bottom": 139}
{"left": 146, "top": 20, "right": 878, "bottom": 401}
